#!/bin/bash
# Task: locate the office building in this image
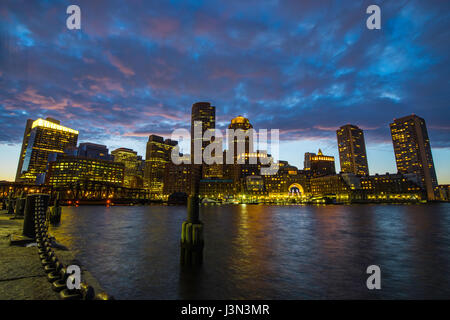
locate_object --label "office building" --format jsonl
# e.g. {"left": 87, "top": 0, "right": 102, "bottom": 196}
{"left": 112, "top": 148, "right": 143, "bottom": 188}
{"left": 163, "top": 162, "right": 192, "bottom": 196}
{"left": 360, "top": 173, "right": 424, "bottom": 201}
{"left": 337, "top": 124, "right": 369, "bottom": 176}
{"left": 304, "top": 149, "right": 336, "bottom": 177}
{"left": 191, "top": 102, "right": 216, "bottom": 193}
{"left": 45, "top": 155, "right": 124, "bottom": 187}
{"left": 390, "top": 114, "right": 438, "bottom": 200}
{"left": 145, "top": 135, "right": 178, "bottom": 193}
{"left": 16, "top": 118, "right": 78, "bottom": 183}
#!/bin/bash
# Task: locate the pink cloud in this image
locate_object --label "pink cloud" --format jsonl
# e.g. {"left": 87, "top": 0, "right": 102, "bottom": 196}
{"left": 144, "top": 17, "right": 180, "bottom": 38}
{"left": 123, "top": 130, "right": 176, "bottom": 138}
{"left": 18, "top": 88, "right": 65, "bottom": 111}
{"left": 105, "top": 52, "right": 135, "bottom": 77}
{"left": 17, "top": 88, "right": 92, "bottom": 112}
{"left": 142, "top": 111, "right": 186, "bottom": 121}
{"left": 75, "top": 75, "right": 126, "bottom": 96}
{"left": 313, "top": 125, "right": 339, "bottom": 131}
{"left": 430, "top": 125, "right": 450, "bottom": 130}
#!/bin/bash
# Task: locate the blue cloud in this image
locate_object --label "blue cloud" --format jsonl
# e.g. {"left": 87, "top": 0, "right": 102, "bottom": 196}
{"left": 0, "top": 0, "right": 449, "bottom": 181}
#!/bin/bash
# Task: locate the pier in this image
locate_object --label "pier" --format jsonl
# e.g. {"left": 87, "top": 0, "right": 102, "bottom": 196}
{"left": 0, "top": 195, "right": 108, "bottom": 300}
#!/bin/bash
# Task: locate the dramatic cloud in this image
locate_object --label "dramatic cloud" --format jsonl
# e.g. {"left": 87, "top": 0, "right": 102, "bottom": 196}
{"left": 0, "top": 0, "right": 449, "bottom": 173}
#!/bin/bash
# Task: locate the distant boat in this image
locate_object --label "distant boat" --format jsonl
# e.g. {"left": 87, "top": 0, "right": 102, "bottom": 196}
{"left": 201, "top": 198, "right": 220, "bottom": 204}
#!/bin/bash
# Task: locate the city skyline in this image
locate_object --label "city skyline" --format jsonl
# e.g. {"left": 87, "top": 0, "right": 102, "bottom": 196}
{"left": 1, "top": 0, "right": 449, "bottom": 183}
{"left": 7, "top": 110, "right": 445, "bottom": 188}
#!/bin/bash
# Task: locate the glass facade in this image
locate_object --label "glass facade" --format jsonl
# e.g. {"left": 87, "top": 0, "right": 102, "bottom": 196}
{"left": 390, "top": 114, "right": 438, "bottom": 200}
{"left": 17, "top": 118, "right": 78, "bottom": 183}
{"left": 336, "top": 124, "right": 369, "bottom": 176}
{"left": 46, "top": 155, "right": 124, "bottom": 187}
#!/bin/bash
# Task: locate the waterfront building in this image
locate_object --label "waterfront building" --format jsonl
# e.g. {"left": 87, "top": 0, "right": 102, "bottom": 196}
{"left": 199, "top": 179, "right": 236, "bottom": 199}
{"left": 336, "top": 124, "right": 369, "bottom": 176}
{"left": 310, "top": 173, "right": 361, "bottom": 202}
{"left": 144, "top": 135, "right": 178, "bottom": 193}
{"left": 163, "top": 162, "right": 192, "bottom": 196}
{"left": 360, "top": 173, "right": 424, "bottom": 201}
{"left": 304, "top": 149, "right": 336, "bottom": 177}
{"left": 226, "top": 116, "right": 260, "bottom": 184}
{"left": 390, "top": 114, "right": 438, "bottom": 200}
{"left": 263, "top": 161, "right": 310, "bottom": 198}
{"left": 191, "top": 102, "right": 216, "bottom": 193}
{"left": 45, "top": 155, "right": 124, "bottom": 187}
{"left": 191, "top": 102, "right": 216, "bottom": 164}
{"left": 16, "top": 118, "right": 78, "bottom": 183}
{"left": 202, "top": 163, "right": 224, "bottom": 179}
{"left": 15, "top": 119, "right": 34, "bottom": 182}
{"left": 202, "top": 136, "right": 224, "bottom": 179}
{"left": 112, "top": 148, "right": 143, "bottom": 188}
{"left": 78, "top": 143, "right": 113, "bottom": 161}
{"left": 244, "top": 175, "right": 266, "bottom": 197}
{"left": 438, "top": 185, "right": 450, "bottom": 201}
{"left": 228, "top": 115, "right": 253, "bottom": 162}
{"left": 303, "top": 152, "right": 315, "bottom": 172}
{"left": 310, "top": 172, "right": 424, "bottom": 203}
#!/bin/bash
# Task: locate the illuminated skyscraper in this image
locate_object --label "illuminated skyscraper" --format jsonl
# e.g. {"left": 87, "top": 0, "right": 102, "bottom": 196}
{"left": 336, "top": 124, "right": 369, "bottom": 176}
{"left": 226, "top": 116, "right": 265, "bottom": 186}
{"left": 145, "top": 135, "right": 177, "bottom": 193}
{"left": 191, "top": 102, "right": 215, "bottom": 164}
{"left": 15, "top": 119, "right": 34, "bottom": 181}
{"left": 390, "top": 114, "right": 438, "bottom": 200}
{"left": 191, "top": 102, "right": 215, "bottom": 193}
{"left": 16, "top": 118, "right": 78, "bottom": 183}
{"left": 112, "top": 147, "right": 143, "bottom": 188}
{"left": 228, "top": 115, "right": 253, "bottom": 162}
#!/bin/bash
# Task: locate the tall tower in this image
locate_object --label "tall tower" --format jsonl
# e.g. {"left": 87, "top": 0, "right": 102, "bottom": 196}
{"left": 227, "top": 116, "right": 259, "bottom": 184}
{"left": 16, "top": 118, "right": 78, "bottom": 183}
{"left": 390, "top": 114, "right": 438, "bottom": 200}
{"left": 228, "top": 115, "right": 253, "bottom": 162}
{"left": 336, "top": 124, "right": 369, "bottom": 176}
{"left": 190, "top": 102, "right": 215, "bottom": 194}
{"left": 191, "top": 102, "right": 215, "bottom": 164}
{"left": 111, "top": 147, "right": 142, "bottom": 188}
{"left": 145, "top": 135, "right": 177, "bottom": 193}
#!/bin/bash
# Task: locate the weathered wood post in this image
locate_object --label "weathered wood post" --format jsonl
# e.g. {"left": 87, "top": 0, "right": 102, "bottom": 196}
{"left": 180, "top": 165, "right": 204, "bottom": 266}
{"left": 7, "top": 192, "right": 15, "bottom": 214}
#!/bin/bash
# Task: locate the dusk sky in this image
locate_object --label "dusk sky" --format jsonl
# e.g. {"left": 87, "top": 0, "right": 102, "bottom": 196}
{"left": 0, "top": 0, "right": 449, "bottom": 182}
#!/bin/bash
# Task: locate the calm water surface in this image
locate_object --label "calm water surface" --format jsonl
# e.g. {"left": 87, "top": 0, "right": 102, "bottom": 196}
{"left": 49, "top": 204, "right": 450, "bottom": 299}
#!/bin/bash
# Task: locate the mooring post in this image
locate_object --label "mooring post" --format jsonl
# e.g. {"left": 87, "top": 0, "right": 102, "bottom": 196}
{"left": 47, "top": 192, "right": 62, "bottom": 224}
{"left": 180, "top": 183, "right": 204, "bottom": 266}
{"left": 7, "top": 193, "right": 15, "bottom": 214}
{"left": 23, "top": 194, "right": 50, "bottom": 239}
{"left": 14, "top": 191, "right": 26, "bottom": 217}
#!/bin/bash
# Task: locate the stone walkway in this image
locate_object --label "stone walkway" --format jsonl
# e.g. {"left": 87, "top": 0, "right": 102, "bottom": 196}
{"left": 0, "top": 210, "right": 104, "bottom": 300}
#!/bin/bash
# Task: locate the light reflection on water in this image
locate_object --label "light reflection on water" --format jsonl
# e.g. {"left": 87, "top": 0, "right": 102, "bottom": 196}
{"left": 49, "top": 203, "right": 450, "bottom": 299}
